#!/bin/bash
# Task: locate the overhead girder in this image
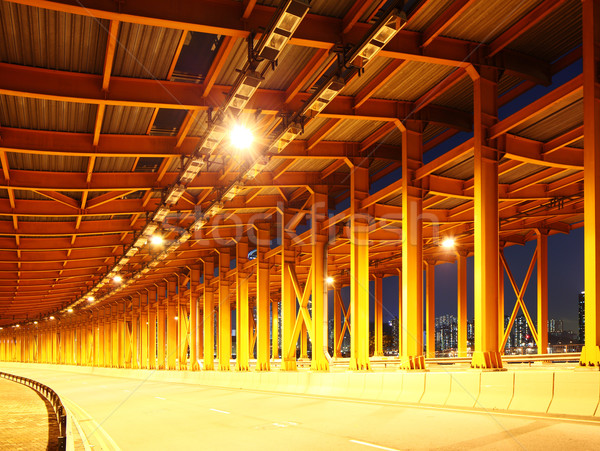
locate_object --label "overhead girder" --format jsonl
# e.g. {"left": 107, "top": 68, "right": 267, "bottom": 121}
{"left": 0, "top": 63, "right": 473, "bottom": 131}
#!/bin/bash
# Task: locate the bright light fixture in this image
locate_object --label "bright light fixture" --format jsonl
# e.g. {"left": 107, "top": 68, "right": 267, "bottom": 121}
{"left": 113, "top": 275, "right": 123, "bottom": 283}
{"left": 441, "top": 237, "right": 455, "bottom": 248}
{"left": 67, "top": 308, "right": 73, "bottom": 313}
{"left": 326, "top": 276, "right": 334, "bottom": 285}
{"left": 87, "top": 296, "right": 94, "bottom": 302}
{"left": 150, "top": 235, "right": 164, "bottom": 246}
{"left": 49, "top": 316, "right": 55, "bottom": 320}
{"left": 34, "top": 321, "right": 38, "bottom": 325}
{"left": 174, "top": 316, "right": 179, "bottom": 321}
{"left": 230, "top": 125, "right": 253, "bottom": 150}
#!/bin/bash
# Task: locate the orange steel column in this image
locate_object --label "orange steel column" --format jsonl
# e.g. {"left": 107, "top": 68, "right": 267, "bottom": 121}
{"left": 118, "top": 303, "right": 126, "bottom": 368}
{"left": 400, "top": 121, "right": 425, "bottom": 370}
{"left": 236, "top": 240, "right": 250, "bottom": 371}
{"left": 470, "top": 66, "right": 503, "bottom": 370}
{"left": 374, "top": 275, "right": 384, "bottom": 357}
{"left": 536, "top": 230, "right": 548, "bottom": 354}
{"left": 498, "top": 250, "right": 505, "bottom": 350}
{"left": 581, "top": 0, "right": 600, "bottom": 367}
{"left": 272, "top": 301, "right": 279, "bottom": 360}
{"left": 190, "top": 266, "right": 201, "bottom": 371}
{"left": 203, "top": 256, "right": 216, "bottom": 370}
{"left": 397, "top": 268, "right": 402, "bottom": 356}
{"left": 140, "top": 292, "right": 148, "bottom": 369}
{"left": 300, "top": 324, "right": 308, "bottom": 359}
{"left": 148, "top": 289, "right": 157, "bottom": 369}
{"left": 131, "top": 302, "right": 139, "bottom": 369}
{"left": 333, "top": 283, "right": 342, "bottom": 359}
{"left": 349, "top": 160, "right": 370, "bottom": 370}
{"left": 112, "top": 305, "right": 119, "bottom": 368}
{"left": 256, "top": 225, "right": 271, "bottom": 371}
{"left": 167, "top": 279, "right": 177, "bottom": 370}
{"left": 281, "top": 231, "right": 297, "bottom": 371}
{"left": 311, "top": 188, "right": 329, "bottom": 371}
{"left": 157, "top": 286, "right": 167, "bottom": 370}
{"left": 457, "top": 251, "right": 468, "bottom": 357}
{"left": 425, "top": 261, "right": 436, "bottom": 359}
{"left": 218, "top": 249, "right": 232, "bottom": 370}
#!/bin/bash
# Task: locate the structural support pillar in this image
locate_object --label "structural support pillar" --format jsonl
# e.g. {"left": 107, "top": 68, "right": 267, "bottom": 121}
{"left": 255, "top": 225, "right": 271, "bottom": 371}
{"left": 469, "top": 66, "right": 503, "bottom": 369}
{"left": 218, "top": 249, "right": 231, "bottom": 370}
{"left": 374, "top": 275, "right": 383, "bottom": 357}
{"left": 203, "top": 257, "right": 215, "bottom": 370}
{"left": 190, "top": 266, "right": 201, "bottom": 371}
{"left": 401, "top": 121, "right": 425, "bottom": 370}
{"left": 536, "top": 230, "right": 548, "bottom": 354}
{"left": 148, "top": 290, "right": 157, "bottom": 370}
{"left": 271, "top": 301, "right": 279, "bottom": 360}
{"left": 157, "top": 287, "right": 166, "bottom": 370}
{"left": 281, "top": 228, "right": 297, "bottom": 371}
{"left": 425, "top": 261, "right": 436, "bottom": 359}
{"left": 349, "top": 160, "right": 370, "bottom": 370}
{"left": 311, "top": 187, "right": 329, "bottom": 371}
{"left": 140, "top": 292, "right": 148, "bottom": 369}
{"left": 581, "top": 0, "right": 600, "bottom": 367}
{"left": 457, "top": 251, "right": 468, "bottom": 357}
{"left": 333, "top": 284, "right": 342, "bottom": 359}
{"left": 166, "top": 279, "right": 177, "bottom": 370}
{"left": 236, "top": 241, "right": 250, "bottom": 371}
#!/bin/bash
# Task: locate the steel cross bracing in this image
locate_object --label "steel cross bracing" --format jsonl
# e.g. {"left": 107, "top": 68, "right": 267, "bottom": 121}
{"left": 0, "top": 0, "right": 595, "bottom": 369}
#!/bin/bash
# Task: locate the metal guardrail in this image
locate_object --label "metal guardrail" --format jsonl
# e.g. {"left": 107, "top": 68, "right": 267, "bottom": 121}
{"left": 0, "top": 371, "right": 67, "bottom": 450}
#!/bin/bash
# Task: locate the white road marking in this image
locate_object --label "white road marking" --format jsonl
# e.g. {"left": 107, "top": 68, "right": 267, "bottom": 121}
{"left": 349, "top": 439, "right": 400, "bottom": 451}
{"left": 209, "top": 408, "right": 230, "bottom": 414}
{"left": 155, "top": 396, "right": 166, "bottom": 400}
{"left": 272, "top": 423, "right": 287, "bottom": 428}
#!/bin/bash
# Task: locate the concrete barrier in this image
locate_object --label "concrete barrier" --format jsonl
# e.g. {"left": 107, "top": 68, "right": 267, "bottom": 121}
{"left": 361, "top": 373, "right": 384, "bottom": 400}
{"left": 330, "top": 372, "right": 349, "bottom": 397}
{"left": 345, "top": 372, "right": 366, "bottom": 399}
{"left": 548, "top": 371, "right": 600, "bottom": 417}
{"left": 398, "top": 372, "right": 425, "bottom": 404}
{"left": 444, "top": 371, "right": 480, "bottom": 408}
{"left": 475, "top": 371, "right": 514, "bottom": 411}
{"left": 509, "top": 371, "right": 553, "bottom": 413}
{"left": 375, "top": 372, "right": 403, "bottom": 402}
{"left": 420, "top": 372, "right": 451, "bottom": 406}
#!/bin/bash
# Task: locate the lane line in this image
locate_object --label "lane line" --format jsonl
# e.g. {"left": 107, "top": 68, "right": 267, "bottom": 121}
{"left": 155, "top": 396, "right": 166, "bottom": 400}
{"left": 210, "top": 408, "right": 230, "bottom": 414}
{"left": 350, "top": 439, "right": 400, "bottom": 451}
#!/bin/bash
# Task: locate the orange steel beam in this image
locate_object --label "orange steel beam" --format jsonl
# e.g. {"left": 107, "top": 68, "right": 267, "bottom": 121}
{"left": 342, "top": 0, "right": 378, "bottom": 34}
{"left": 167, "top": 31, "right": 188, "bottom": 80}
{"left": 34, "top": 191, "right": 79, "bottom": 209}
{"left": 202, "top": 36, "right": 237, "bottom": 98}
{"left": 422, "top": 0, "right": 476, "bottom": 48}
{"left": 102, "top": 20, "right": 119, "bottom": 92}
{"left": 354, "top": 60, "right": 408, "bottom": 109}
{"left": 488, "top": 0, "right": 566, "bottom": 57}
{"left": 490, "top": 74, "right": 583, "bottom": 139}
{"left": 242, "top": 0, "right": 257, "bottom": 19}
{"left": 284, "top": 49, "right": 330, "bottom": 104}
{"left": 307, "top": 119, "right": 342, "bottom": 150}
{"left": 360, "top": 122, "right": 397, "bottom": 152}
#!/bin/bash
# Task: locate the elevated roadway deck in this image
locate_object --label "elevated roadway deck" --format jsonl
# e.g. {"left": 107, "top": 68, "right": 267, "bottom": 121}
{"left": 2, "top": 363, "right": 600, "bottom": 450}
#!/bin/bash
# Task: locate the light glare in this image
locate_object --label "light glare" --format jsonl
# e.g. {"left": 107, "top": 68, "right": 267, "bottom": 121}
{"left": 442, "top": 237, "right": 455, "bottom": 248}
{"left": 87, "top": 296, "right": 94, "bottom": 302}
{"left": 230, "top": 125, "right": 253, "bottom": 150}
{"left": 150, "top": 235, "right": 163, "bottom": 246}
{"left": 113, "top": 275, "right": 123, "bottom": 283}
{"left": 326, "top": 276, "right": 334, "bottom": 285}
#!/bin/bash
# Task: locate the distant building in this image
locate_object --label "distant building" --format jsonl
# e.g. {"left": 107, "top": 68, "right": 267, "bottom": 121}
{"left": 579, "top": 291, "right": 585, "bottom": 343}
{"left": 435, "top": 314, "right": 457, "bottom": 352}
{"left": 548, "top": 318, "right": 563, "bottom": 333}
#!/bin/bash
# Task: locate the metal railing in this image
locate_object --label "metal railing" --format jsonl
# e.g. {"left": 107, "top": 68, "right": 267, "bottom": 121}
{"left": 0, "top": 371, "right": 67, "bottom": 450}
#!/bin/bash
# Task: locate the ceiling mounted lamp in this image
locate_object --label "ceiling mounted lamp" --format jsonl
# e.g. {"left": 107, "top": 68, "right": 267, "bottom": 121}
{"left": 164, "top": 183, "right": 186, "bottom": 206}
{"left": 202, "top": 124, "right": 227, "bottom": 154}
{"left": 180, "top": 153, "right": 207, "bottom": 185}
{"left": 125, "top": 245, "right": 139, "bottom": 258}
{"left": 347, "top": 5, "right": 407, "bottom": 66}
{"left": 225, "top": 71, "right": 263, "bottom": 116}
{"left": 229, "top": 124, "right": 254, "bottom": 151}
{"left": 87, "top": 296, "right": 94, "bottom": 302}
{"left": 190, "top": 216, "right": 207, "bottom": 231}
{"left": 269, "top": 121, "right": 302, "bottom": 154}
{"left": 150, "top": 234, "right": 164, "bottom": 246}
{"left": 242, "top": 155, "right": 270, "bottom": 180}
{"left": 153, "top": 205, "right": 170, "bottom": 223}
{"left": 441, "top": 237, "right": 456, "bottom": 249}
{"left": 222, "top": 182, "right": 243, "bottom": 202}
{"left": 67, "top": 308, "right": 73, "bottom": 313}
{"left": 326, "top": 276, "right": 334, "bottom": 285}
{"left": 259, "top": 0, "right": 310, "bottom": 61}
{"left": 113, "top": 275, "right": 123, "bottom": 284}
{"left": 303, "top": 76, "right": 345, "bottom": 115}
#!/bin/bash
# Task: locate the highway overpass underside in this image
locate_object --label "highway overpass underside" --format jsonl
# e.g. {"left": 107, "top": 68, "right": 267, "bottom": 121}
{"left": 1, "top": 0, "right": 600, "bottom": 431}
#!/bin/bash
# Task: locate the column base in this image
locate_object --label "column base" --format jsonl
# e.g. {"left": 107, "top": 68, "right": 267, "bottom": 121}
{"left": 235, "top": 363, "right": 250, "bottom": 371}
{"left": 470, "top": 350, "right": 504, "bottom": 370}
{"left": 310, "top": 360, "right": 329, "bottom": 371}
{"left": 349, "top": 357, "right": 371, "bottom": 371}
{"left": 399, "top": 355, "right": 426, "bottom": 370}
{"left": 579, "top": 345, "right": 600, "bottom": 367}
{"left": 255, "top": 362, "right": 270, "bottom": 371}
{"left": 281, "top": 360, "right": 297, "bottom": 371}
